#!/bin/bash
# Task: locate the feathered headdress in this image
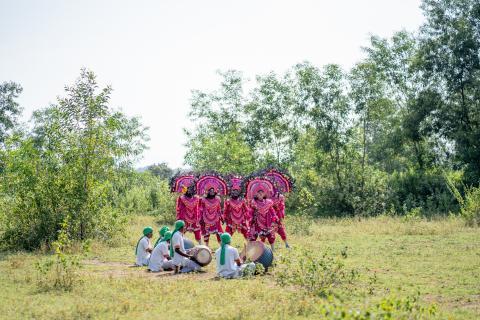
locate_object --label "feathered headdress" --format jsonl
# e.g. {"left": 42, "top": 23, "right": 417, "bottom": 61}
{"left": 242, "top": 171, "right": 275, "bottom": 204}
{"left": 263, "top": 167, "right": 295, "bottom": 194}
{"left": 196, "top": 172, "right": 228, "bottom": 196}
{"left": 169, "top": 172, "right": 198, "bottom": 193}
{"left": 226, "top": 174, "right": 244, "bottom": 196}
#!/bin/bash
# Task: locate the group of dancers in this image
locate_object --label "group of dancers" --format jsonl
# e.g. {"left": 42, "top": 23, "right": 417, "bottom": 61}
{"left": 135, "top": 168, "right": 295, "bottom": 277}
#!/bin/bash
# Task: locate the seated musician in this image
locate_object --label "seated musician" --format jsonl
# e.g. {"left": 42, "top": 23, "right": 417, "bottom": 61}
{"left": 170, "top": 220, "right": 202, "bottom": 273}
{"left": 135, "top": 226, "right": 153, "bottom": 266}
{"left": 215, "top": 233, "right": 255, "bottom": 279}
{"left": 148, "top": 231, "right": 174, "bottom": 272}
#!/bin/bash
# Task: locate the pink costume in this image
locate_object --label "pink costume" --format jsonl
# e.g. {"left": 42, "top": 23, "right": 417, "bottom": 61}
{"left": 224, "top": 175, "right": 250, "bottom": 239}
{"left": 200, "top": 196, "right": 224, "bottom": 243}
{"left": 272, "top": 194, "right": 287, "bottom": 241}
{"left": 196, "top": 173, "right": 228, "bottom": 244}
{"left": 249, "top": 198, "right": 278, "bottom": 244}
{"left": 245, "top": 177, "right": 278, "bottom": 244}
{"left": 264, "top": 168, "right": 294, "bottom": 243}
{"left": 176, "top": 195, "right": 201, "bottom": 241}
{"left": 170, "top": 173, "right": 201, "bottom": 242}
{"left": 224, "top": 197, "right": 250, "bottom": 239}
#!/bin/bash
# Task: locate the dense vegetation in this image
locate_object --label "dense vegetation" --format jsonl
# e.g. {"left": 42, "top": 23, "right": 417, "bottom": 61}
{"left": 185, "top": 0, "right": 480, "bottom": 220}
{"left": 0, "top": 0, "right": 479, "bottom": 250}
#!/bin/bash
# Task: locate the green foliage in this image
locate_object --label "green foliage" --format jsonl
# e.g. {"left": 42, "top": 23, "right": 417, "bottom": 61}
{"left": 116, "top": 172, "right": 176, "bottom": 216}
{"left": 317, "top": 293, "right": 437, "bottom": 319}
{"left": 184, "top": 129, "right": 256, "bottom": 175}
{"left": 389, "top": 168, "right": 459, "bottom": 216}
{"left": 274, "top": 247, "right": 359, "bottom": 297}
{"left": 0, "top": 69, "right": 148, "bottom": 249}
{"left": 146, "top": 162, "right": 173, "bottom": 180}
{"left": 35, "top": 217, "right": 83, "bottom": 292}
{"left": 181, "top": 0, "right": 480, "bottom": 220}
{"left": 446, "top": 175, "right": 480, "bottom": 226}
{"left": 0, "top": 81, "right": 23, "bottom": 144}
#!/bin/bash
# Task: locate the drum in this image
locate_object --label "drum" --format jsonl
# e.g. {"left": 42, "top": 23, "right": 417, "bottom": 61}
{"left": 184, "top": 238, "right": 195, "bottom": 250}
{"left": 241, "top": 241, "right": 274, "bottom": 270}
{"left": 192, "top": 245, "right": 212, "bottom": 267}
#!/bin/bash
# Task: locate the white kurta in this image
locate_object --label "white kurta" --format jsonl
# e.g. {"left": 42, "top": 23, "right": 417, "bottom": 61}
{"left": 215, "top": 245, "right": 240, "bottom": 278}
{"left": 135, "top": 236, "right": 151, "bottom": 266}
{"left": 148, "top": 241, "right": 170, "bottom": 272}
{"left": 171, "top": 231, "right": 201, "bottom": 272}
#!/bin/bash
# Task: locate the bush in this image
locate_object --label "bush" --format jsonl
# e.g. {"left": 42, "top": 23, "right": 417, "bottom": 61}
{"left": 35, "top": 218, "right": 83, "bottom": 292}
{"left": 446, "top": 176, "right": 480, "bottom": 227}
{"left": 274, "top": 247, "right": 359, "bottom": 297}
{"left": 388, "top": 168, "right": 459, "bottom": 216}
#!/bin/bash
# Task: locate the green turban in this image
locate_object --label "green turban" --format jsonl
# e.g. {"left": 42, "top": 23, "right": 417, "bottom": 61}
{"left": 220, "top": 233, "right": 232, "bottom": 266}
{"left": 163, "top": 231, "right": 172, "bottom": 242}
{"left": 135, "top": 226, "right": 153, "bottom": 255}
{"left": 143, "top": 226, "right": 153, "bottom": 236}
{"left": 170, "top": 220, "right": 185, "bottom": 257}
{"left": 154, "top": 226, "right": 170, "bottom": 248}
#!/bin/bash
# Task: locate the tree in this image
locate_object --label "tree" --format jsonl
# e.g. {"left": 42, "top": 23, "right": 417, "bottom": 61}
{"left": 0, "top": 81, "right": 23, "bottom": 144}
{"left": 147, "top": 162, "right": 173, "bottom": 180}
{"left": 1, "top": 69, "right": 148, "bottom": 249}
{"left": 420, "top": 0, "right": 480, "bottom": 183}
{"left": 184, "top": 129, "right": 256, "bottom": 175}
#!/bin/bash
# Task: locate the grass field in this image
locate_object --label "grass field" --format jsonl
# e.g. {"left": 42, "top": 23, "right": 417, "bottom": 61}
{"left": 0, "top": 215, "right": 479, "bottom": 319}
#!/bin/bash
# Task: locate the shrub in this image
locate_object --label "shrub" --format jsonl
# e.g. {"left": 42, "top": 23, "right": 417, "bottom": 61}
{"left": 274, "top": 247, "right": 359, "bottom": 297}
{"left": 446, "top": 176, "right": 480, "bottom": 227}
{"left": 35, "top": 218, "right": 83, "bottom": 292}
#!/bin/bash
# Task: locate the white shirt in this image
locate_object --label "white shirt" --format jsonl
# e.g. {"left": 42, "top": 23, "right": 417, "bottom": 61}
{"left": 148, "top": 241, "right": 169, "bottom": 271}
{"left": 215, "top": 244, "right": 240, "bottom": 277}
{"left": 135, "top": 236, "right": 151, "bottom": 266}
{"left": 171, "top": 231, "right": 188, "bottom": 266}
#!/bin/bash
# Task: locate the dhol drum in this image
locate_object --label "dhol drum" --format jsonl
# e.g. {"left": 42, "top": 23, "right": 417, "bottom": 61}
{"left": 183, "top": 238, "right": 195, "bottom": 250}
{"left": 191, "top": 245, "right": 212, "bottom": 267}
{"left": 241, "top": 241, "right": 274, "bottom": 270}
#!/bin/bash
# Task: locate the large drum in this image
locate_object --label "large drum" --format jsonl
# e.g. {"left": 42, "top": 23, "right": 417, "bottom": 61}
{"left": 183, "top": 238, "right": 195, "bottom": 250}
{"left": 241, "top": 241, "right": 274, "bottom": 270}
{"left": 191, "top": 245, "right": 212, "bottom": 267}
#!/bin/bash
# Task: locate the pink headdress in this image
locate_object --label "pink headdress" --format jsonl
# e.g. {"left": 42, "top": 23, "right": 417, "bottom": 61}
{"left": 196, "top": 172, "right": 228, "bottom": 196}
{"left": 243, "top": 175, "right": 275, "bottom": 204}
{"left": 226, "top": 175, "right": 244, "bottom": 196}
{"left": 264, "top": 167, "right": 295, "bottom": 194}
{"left": 170, "top": 173, "right": 197, "bottom": 193}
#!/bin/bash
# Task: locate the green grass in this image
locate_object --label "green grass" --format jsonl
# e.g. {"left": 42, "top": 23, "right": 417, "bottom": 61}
{"left": 1, "top": 215, "right": 479, "bottom": 319}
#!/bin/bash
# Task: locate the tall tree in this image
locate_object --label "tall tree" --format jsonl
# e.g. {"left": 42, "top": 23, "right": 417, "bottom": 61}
{"left": 420, "top": 0, "right": 480, "bottom": 183}
{"left": 0, "top": 81, "right": 23, "bottom": 143}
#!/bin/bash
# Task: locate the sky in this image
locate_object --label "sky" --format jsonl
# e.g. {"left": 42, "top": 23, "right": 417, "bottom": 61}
{"left": 0, "top": 0, "right": 425, "bottom": 169}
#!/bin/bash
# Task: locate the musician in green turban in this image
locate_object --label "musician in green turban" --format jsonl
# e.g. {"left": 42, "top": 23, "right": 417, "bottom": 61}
{"left": 135, "top": 226, "right": 154, "bottom": 266}
{"left": 170, "top": 220, "right": 202, "bottom": 273}
{"left": 148, "top": 231, "right": 174, "bottom": 272}
{"left": 215, "top": 232, "right": 255, "bottom": 278}
{"left": 154, "top": 226, "right": 170, "bottom": 248}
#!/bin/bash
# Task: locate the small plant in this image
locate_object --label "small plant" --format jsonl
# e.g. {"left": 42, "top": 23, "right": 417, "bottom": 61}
{"left": 403, "top": 207, "right": 422, "bottom": 222}
{"left": 35, "top": 216, "right": 82, "bottom": 292}
{"left": 446, "top": 176, "right": 480, "bottom": 227}
{"left": 274, "top": 247, "right": 359, "bottom": 297}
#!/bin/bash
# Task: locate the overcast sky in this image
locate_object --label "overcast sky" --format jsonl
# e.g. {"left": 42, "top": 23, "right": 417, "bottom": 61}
{"left": 0, "top": 0, "right": 424, "bottom": 168}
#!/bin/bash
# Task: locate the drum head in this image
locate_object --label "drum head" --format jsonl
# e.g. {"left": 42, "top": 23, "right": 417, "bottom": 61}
{"left": 244, "top": 241, "right": 265, "bottom": 262}
{"left": 193, "top": 245, "right": 212, "bottom": 266}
